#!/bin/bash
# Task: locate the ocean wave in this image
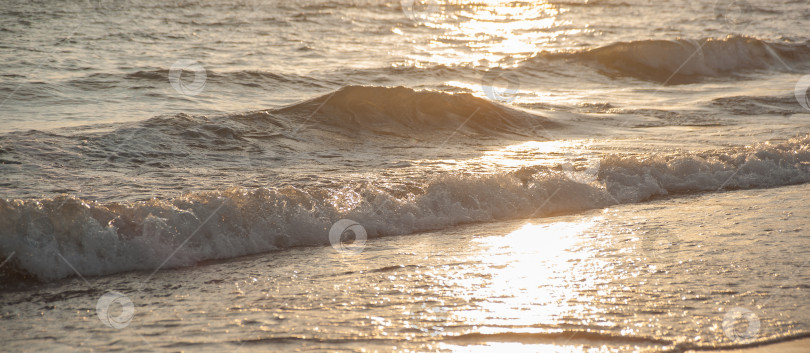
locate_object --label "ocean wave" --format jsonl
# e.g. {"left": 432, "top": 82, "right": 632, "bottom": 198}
{"left": 273, "top": 85, "right": 555, "bottom": 137}
{"left": 2, "top": 134, "right": 809, "bottom": 283}
{"left": 123, "top": 85, "right": 552, "bottom": 138}
{"left": 599, "top": 135, "right": 810, "bottom": 202}
{"left": 532, "top": 36, "right": 810, "bottom": 84}
{"left": 0, "top": 85, "right": 552, "bottom": 167}
{"left": 55, "top": 36, "right": 810, "bottom": 96}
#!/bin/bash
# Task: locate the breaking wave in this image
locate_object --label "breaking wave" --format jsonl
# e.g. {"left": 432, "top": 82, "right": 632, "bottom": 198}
{"left": 2, "top": 134, "right": 809, "bottom": 282}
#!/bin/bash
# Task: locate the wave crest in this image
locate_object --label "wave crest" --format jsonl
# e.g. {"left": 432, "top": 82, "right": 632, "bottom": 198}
{"left": 536, "top": 36, "right": 810, "bottom": 84}
{"left": 273, "top": 85, "right": 555, "bottom": 137}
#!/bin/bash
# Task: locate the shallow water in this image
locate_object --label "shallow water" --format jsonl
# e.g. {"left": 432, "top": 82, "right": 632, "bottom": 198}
{"left": 2, "top": 184, "right": 809, "bottom": 352}
{"left": 2, "top": 0, "right": 810, "bottom": 351}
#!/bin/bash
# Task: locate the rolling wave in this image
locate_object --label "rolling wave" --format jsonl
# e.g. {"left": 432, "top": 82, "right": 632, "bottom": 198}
{"left": 1, "top": 85, "right": 553, "bottom": 166}
{"left": 27, "top": 35, "right": 810, "bottom": 106}
{"left": 532, "top": 35, "right": 810, "bottom": 84}
{"left": 2, "top": 134, "right": 809, "bottom": 283}
{"left": 273, "top": 85, "right": 555, "bottom": 137}
{"left": 56, "top": 35, "right": 810, "bottom": 96}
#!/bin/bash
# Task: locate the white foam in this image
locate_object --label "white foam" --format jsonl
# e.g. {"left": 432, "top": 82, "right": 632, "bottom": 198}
{"left": 1, "top": 135, "right": 808, "bottom": 282}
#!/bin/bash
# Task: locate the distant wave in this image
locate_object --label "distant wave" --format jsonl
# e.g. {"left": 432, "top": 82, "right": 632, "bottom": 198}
{"left": 2, "top": 134, "right": 809, "bottom": 282}
{"left": 531, "top": 36, "right": 810, "bottom": 84}
{"left": 58, "top": 36, "right": 810, "bottom": 95}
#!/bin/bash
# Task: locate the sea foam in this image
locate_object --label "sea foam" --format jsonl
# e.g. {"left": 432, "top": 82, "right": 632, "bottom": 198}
{"left": 2, "top": 135, "right": 808, "bottom": 282}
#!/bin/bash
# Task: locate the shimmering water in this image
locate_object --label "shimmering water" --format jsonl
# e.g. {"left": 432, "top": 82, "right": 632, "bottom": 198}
{"left": 3, "top": 184, "right": 809, "bottom": 352}
{"left": 1, "top": 0, "right": 810, "bottom": 351}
